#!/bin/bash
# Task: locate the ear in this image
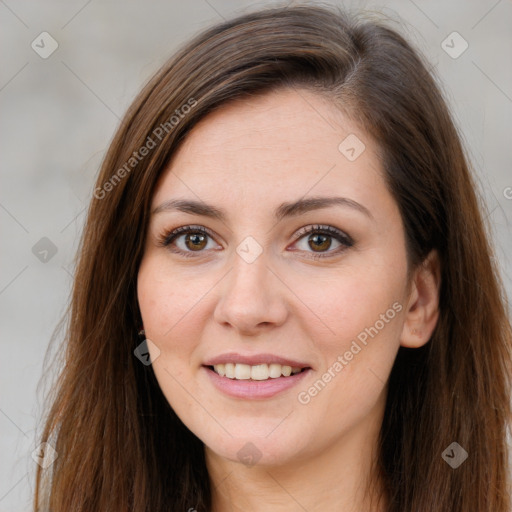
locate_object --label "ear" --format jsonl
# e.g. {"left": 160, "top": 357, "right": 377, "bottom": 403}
{"left": 400, "top": 249, "right": 441, "bottom": 348}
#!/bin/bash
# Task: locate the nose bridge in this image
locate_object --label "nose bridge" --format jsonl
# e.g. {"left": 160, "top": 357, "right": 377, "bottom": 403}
{"left": 213, "top": 243, "right": 287, "bottom": 332}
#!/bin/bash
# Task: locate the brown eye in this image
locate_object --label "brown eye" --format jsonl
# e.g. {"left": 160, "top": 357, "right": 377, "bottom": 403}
{"left": 184, "top": 232, "right": 208, "bottom": 251}
{"left": 159, "top": 225, "right": 220, "bottom": 257}
{"left": 291, "top": 224, "right": 354, "bottom": 259}
{"left": 308, "top": 233, "right": 332, "bottom": 252}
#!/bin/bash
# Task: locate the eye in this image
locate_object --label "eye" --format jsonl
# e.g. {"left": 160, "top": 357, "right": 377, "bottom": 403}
{"left": 290, "top": 224, "right": 354, "bottom": 259}
{"left": 157, "top": 225, "right": 220, "bottom": 257}
{"left": 157, "top": 224, "right": 354, "bottom": 260}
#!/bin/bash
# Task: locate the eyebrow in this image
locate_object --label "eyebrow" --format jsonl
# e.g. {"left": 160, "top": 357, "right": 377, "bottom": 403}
{"left": 152, "top": 196, "right": 373, "bottom": 222}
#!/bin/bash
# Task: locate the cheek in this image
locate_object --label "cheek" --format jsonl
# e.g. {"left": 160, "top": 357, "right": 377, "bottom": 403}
{"left": 137, "top": 255, "right": 208, "bottom": 342}
{"left": 295, "top": 254, "right": 406, "bottom": 407}
{"left": 294, "top": 257, "right": 406, "bottom": 347}
{"left": 137, "top": 257, "right": 203, "bottom": 394}
{"left": 297, "top": 293, "right": 403, "bottom": 436}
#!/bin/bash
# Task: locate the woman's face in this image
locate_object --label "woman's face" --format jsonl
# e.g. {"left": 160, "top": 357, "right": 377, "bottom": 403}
{"left": 137, "top": 88, "right": 412, "bottom": 467}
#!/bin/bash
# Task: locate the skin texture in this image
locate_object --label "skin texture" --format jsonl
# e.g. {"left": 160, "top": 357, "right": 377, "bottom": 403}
{"left": 137, "top": 88, "right": 440, "bottom": 512}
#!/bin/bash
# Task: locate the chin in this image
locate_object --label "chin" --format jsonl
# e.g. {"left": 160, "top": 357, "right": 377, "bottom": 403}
{"left": 204, "top": 433, "right": 305, "bottom": 468}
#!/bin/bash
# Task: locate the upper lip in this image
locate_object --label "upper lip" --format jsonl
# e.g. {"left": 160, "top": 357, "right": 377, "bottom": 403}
{"left": 203, "top": 353, "right": 311, "bottom": 368}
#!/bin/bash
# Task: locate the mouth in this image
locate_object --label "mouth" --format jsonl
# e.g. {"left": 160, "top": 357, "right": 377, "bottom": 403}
{"left": 207, "top": 363, "right": 309, "bottom": 381}
{"left": 202, "top": 353, "right": 312, "bottom": 398}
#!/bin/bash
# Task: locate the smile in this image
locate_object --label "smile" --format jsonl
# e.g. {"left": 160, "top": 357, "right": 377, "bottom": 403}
{"left": 211, "top": 363, "right": 305, "bottom": 380}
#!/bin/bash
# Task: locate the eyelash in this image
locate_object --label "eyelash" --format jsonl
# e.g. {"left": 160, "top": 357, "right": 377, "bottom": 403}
{"left": 157, "top": 224, "right": 354, "bottom": 260}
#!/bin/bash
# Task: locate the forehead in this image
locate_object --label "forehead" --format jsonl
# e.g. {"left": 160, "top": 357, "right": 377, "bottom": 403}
{"left": 152, "top": 88, "right": 386, "bottom": 214}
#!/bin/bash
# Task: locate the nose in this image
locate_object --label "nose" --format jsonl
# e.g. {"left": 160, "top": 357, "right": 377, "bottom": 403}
{"left": 213, "top": 251, "right": 288, "bottom": 336}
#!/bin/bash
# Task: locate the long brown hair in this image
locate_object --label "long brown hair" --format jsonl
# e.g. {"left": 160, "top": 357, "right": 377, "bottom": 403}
{"left": 35, "top": 4, "right": 512, "bottom": 511}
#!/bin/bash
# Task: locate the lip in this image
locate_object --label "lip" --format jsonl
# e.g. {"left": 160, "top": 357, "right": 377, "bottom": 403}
{"left": 203, "top": 365, "right": 312, "bottom": 399}
{"left": 203, "top": 352, "right": 311, "bottom": 368}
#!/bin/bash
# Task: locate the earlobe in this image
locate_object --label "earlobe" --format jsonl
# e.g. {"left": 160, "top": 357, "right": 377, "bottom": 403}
{"left": 400, "top": 249, "right": 441, "bottom": 348}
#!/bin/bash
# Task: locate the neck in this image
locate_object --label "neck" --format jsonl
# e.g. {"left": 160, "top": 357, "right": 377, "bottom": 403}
{"left": 206, "top": 397, "right": 388, "bottom": 512}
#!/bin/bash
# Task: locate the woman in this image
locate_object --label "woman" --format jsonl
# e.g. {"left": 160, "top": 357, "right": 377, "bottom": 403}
{"left": 34, "top": 4, "right": 511, "bottom": 511}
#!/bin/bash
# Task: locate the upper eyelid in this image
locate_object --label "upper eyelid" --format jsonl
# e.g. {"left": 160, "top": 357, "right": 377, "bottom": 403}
{"left": 161, "top": 224, "right": 218, "bottom": 245}
{"left": 292, "top": 224, "right": 353, "bottom": 243}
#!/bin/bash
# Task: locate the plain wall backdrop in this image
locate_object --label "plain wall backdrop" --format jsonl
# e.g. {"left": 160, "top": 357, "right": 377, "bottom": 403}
{"left": 1, "top": 0, "right": 511, "bottom": 509}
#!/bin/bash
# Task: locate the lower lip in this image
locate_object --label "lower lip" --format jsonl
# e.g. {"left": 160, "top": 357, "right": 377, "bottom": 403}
{"left": 203, "top": 366, "right": 311, "bottom": 399}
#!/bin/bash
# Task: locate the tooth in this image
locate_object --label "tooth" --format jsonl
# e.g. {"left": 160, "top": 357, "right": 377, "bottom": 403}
{"left": 281, "top": 365, "right": 292, "bottom": 377}
{"left": 269, "top": 363, "right": 282, "bottom": 378}
{"left": 251, "top": 364, "right": 269, "bottom": 380}
{"left": 213, "top": 362, "right": 304, "bottom": 379}
{"left": 234, "top": 363, "right": 251, "bottom": 380}
{"left": 225, "top": 363, "right": 235, "bottom": 379}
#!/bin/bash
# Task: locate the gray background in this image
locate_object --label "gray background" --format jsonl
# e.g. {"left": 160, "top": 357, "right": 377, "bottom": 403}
{"left": 1, "top": 0, "right": 511, "bottom": 509}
